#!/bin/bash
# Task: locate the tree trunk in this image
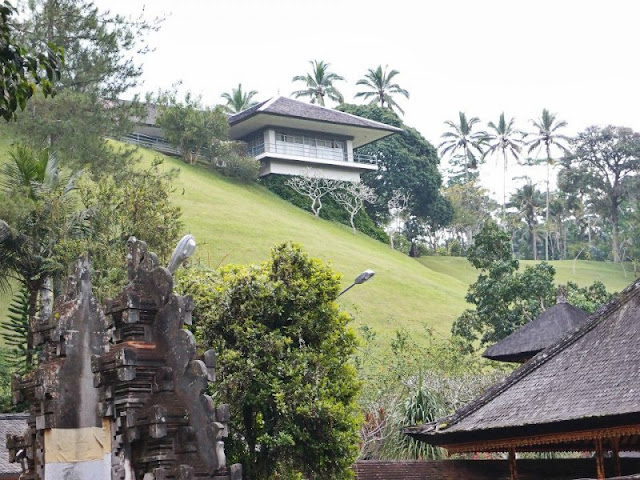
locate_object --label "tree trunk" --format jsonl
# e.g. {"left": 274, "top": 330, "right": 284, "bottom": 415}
{"left": 502, "top": 150, "right": 507, "bottom": 226}
{"left": 40, "top": 276, "right": 53, "bottom": 324}
{"left": 612, "top": 198, "right": 620, "bottom": 262}
{"left": 545, "top": 144, "right": 552, "bottom": 261}
{"left": 531, "top": 225, "right": 537, "bottom": 260}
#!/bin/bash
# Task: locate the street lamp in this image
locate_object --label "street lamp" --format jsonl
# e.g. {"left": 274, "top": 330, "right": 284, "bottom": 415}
{"left": 338, "top": 269, "right": 375, "bottom": 297}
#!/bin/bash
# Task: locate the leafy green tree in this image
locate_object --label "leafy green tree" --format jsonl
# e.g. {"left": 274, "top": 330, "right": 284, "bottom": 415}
{"left": 509, "top": 178, "right": 544, "bottom": 260}
{"left": 291, "top": 59, "right": 344, "bottom": 106}
{"left": 559, "top": 126, "right": 640, "bottom": 262}
{"left": 439, "top": 112, "right": 487, "bottom": 181}
{"left": 444, "top": 179, "right": 496, "bottom": 248}
{"left": 484, "top": 113, "right": 524, "bottom": 222}
{"left": 336, "top": 104, "right": 449, "bottom": 229}
{"left": 10, "top": 0, "right": 160, "bottom": 176}
{"left": 566, "top": 281, "right": 613, "bottom": 313}
{"left": 221, "top": 83, "right": 259, "bottom": 114}
{"left": 156, "top": 91, "right": 229, "bottom": 164}
{"left": 526, "top": 109, "right": 570, "bottom": 261}
{"left": 0, "top": 0, "right": 63, "bottom": 121}
{"left": 355, "top": 65, "right": 409, "bottom": 115}
{"left": 72, "top": 158, "right": 183, "bottom": 299}
{"left": 177, "top": 243, "right": 361, "bottom": 480}
{"left": 452, "top": 220, "right": 556, "bottom": 345}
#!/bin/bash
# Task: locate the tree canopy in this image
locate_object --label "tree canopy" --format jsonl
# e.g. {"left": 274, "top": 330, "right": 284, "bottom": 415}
{"left": 0, "top": 0, "right": 63, "bottom": 120}
{"left": 177, "top": 243, "right": 361, "bottom": 480}
{"left": 337, "top": 104, "right": 450, "bottom": 227}
{"left": 291, "top": 59, "right": 344, "bottom": 106}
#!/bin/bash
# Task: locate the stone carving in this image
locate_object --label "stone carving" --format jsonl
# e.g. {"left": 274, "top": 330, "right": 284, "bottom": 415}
{"left": 7, "top": 238, "right": 241, "bottom": 480}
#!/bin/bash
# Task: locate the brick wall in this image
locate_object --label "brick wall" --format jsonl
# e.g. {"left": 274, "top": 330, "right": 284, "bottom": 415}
{"left": 354, "top": 458, "right": 640, "bottom": 480}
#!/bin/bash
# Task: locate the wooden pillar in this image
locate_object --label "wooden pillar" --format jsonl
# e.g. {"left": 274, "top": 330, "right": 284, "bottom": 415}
{"left": 595, "top": 438, "right": 606, "bottom": 480}
{"left": 611, "top": 437, "right": 622, "bottom": 477}
{"left": 508, "top": 447, "right": 518, "bottom": 480}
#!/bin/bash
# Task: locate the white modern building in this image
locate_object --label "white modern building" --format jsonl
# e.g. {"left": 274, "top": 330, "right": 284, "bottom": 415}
{"left": 228, "top": 97, "right": 402, "bottom": 182}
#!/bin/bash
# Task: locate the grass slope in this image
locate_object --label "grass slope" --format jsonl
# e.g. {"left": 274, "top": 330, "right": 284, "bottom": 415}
{"left": 0, "top": 131, "right": 633, "bottom": 349}
{"left": 418, "top": 257, "right": 634, "bottom": 294}
{"left": 153, "top": 149, "right": 467, "bottom": 345}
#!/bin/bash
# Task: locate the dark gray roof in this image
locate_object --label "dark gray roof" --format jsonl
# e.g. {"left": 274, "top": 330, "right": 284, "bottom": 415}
{"left": 0, "top": 413, "right": 27, "bottom": 475}
{"left": 482, "top": 302, "right": 590, "bottom": 363}
{"left": 406, "top": 279, "right": 639, "bottom": 442}
{"left": 228, "top": 96, "right": 403, "bottom": 133}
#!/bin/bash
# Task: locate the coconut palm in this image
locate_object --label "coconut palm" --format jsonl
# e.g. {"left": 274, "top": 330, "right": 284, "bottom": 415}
{"left": 526, "top": 109, "right": 570, "bottom": 261}
{"left": 355, "top": 65, "right": 409, "bottom": 115}
{"left": 484, "top": 113, "right": 524, "bottom": 223}
{"left": 439, "top": 112, "right": 488, "bottom": 181}
{"left": 220, "top": 83, "right": 259, "bottom": 114}
{"left": 291, "top": 60, "right": 344, "bottom": 106}
{"left": 510, "top": 178, "right": 544, "bottom": 260}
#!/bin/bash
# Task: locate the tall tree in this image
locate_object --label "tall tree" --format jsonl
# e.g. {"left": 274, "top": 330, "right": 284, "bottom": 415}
{"left": 484, "top": 113, "right": 524, "bottom": 223}
{"left": 559, "top": 126, "right": 640, "bottom": 262}
{"left": 220, "top": 83, "right": 259, "bottom": 114}
{"left": 509, "top": 178, "right": 543, "bottom": 260}
{"left": 291, "top": 60, "right": 344, "bottom": 106}
{"left": 526, "top": 109, "right": 570, "bottom": 261}
{"left": 0, "top": 0, "right": 62, "bottom": 120}
{"left": 177, "top": 243, "right": 360, "bottom": 480}
{"left": 439, "top": 112, "right": 487, "bottom": 181}
{"left": 10, "top": 0, "right": 161, "bottom": 176}
{"left": 337, "top": 104, "right": 449, "bottom": 230}
{"left": 355, "top": 65, "right": 409, "bottom": 115}
{"left": 444, "top": 179, "right": 496, "bottom": 248}
{"left": 451, "top": 221, "right": 556, "bottom": 346}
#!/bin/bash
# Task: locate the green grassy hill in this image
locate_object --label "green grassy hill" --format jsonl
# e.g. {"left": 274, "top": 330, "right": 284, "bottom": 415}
{"left": 418, "top": 257, "right": 633, "bottom": 294}
{"left": 0, "top": 134, "right": 634, "bottom": 350}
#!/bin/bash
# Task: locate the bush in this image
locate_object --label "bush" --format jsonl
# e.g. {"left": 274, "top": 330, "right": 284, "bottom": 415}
{"left": 215, "top": 154, "right": 260, "bottom": 182}
{"left": 261, "top": 175, "right": 388, "bottom": 243}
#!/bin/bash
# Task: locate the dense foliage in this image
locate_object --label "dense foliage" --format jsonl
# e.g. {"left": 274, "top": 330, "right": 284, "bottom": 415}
{"left": 337, "top": 104, "right": 450, "bottom": 226}
{"left": 177, "top": 243, "right": 361, "bottom": 480}
{"left": 0, "top": 0, "right": 62, "bottom": 120}
{"left": 452, "top": 221, "right": 614, "bottom": 346}
{"left": 8, "top": 0, "right": 159, "bottom": 177}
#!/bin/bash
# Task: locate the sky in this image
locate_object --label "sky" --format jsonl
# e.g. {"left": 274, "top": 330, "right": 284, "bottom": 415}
{"left": 96, "top": 0, "right": 640, "bottom": 198}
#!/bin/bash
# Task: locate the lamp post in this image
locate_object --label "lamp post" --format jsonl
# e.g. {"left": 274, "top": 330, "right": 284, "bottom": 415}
{"left": 338, "top": 269, "right": 375, "bottom": 297}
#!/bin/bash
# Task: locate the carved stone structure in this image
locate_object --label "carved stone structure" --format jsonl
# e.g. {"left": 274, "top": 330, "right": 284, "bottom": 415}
{"left": 7, "top": 238, "right": 241, "bottom": 480}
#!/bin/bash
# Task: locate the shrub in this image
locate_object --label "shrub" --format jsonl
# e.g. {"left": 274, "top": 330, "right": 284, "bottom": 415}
{"left": 216, "top": 154, "right": 260, "bottom": 182}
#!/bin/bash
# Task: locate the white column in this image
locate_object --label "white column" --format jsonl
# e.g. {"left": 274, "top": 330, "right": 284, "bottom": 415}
{"left": 346, "top": 140, "right": 354, "bottom": 162}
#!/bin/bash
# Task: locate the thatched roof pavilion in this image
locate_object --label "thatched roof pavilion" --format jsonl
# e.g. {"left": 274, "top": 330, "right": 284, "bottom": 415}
{"left": 483, "top": 299, "right": 589, "bottom": 363}
{"left": 405, "top": 279, "right": 640, "bottom": 480}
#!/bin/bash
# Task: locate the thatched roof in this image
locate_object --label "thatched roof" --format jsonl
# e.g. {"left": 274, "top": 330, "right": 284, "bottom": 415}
{"left": 483, "top": 301, "right": 589, "bottom": 363}
{"left": 405, "top": 279, "right": 640, "bottom": 453}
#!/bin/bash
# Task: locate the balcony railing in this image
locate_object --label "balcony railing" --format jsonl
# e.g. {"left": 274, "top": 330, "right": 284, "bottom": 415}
{"left": 248, "top": 142, "right": 377, "bottom": 165}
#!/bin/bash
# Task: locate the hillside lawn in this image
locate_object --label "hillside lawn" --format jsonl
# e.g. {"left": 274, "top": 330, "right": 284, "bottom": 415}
{"left": 0, "top": 134, "right": 635, "bottom": 351}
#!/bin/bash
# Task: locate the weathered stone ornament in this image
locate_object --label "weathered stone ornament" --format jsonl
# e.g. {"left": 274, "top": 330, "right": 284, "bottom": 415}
{"left": 8, "top": 237, "right": 241, "bottom": 480}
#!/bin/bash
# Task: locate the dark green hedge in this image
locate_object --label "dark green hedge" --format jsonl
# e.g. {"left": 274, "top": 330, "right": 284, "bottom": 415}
{"left": 261, "top": 175, "right": 389, "bottom": 244}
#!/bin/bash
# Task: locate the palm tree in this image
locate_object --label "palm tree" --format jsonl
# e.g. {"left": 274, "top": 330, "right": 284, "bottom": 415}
{"left": 510, "top": 178, "right": 543, "bottom": 260}
{"left": 439, "top": 112, "right": 488, "bottom": 181}
{"left": 291, "top": 60, "right": 344, "bottom": 106}
{"left": 484, "top": 113, "right": 524, "bottom": 223}
{"left": 220, "top": 83, "right": 259, "bottom": 114}
{"left": 526, "top": 109, "right": 570, "bottom": 261}
{"left": 355, "top": 65, "right": 409, "bottom": 115}
{"left": 0, "top": 144, "right": 82, "bottom": 365}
